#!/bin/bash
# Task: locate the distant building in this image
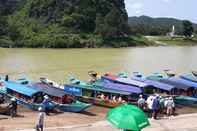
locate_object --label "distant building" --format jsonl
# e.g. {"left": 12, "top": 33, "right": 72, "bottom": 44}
{"left": 166, "top": 25, "right": 175, "bottom": 37}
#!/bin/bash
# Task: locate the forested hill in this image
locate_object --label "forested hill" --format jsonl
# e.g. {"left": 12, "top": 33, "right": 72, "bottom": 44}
{"left": 128, "top": 15, "right": 197, "bottom": 35}
{"left": 0, "top": 0, "right": 137, "bottom": 48}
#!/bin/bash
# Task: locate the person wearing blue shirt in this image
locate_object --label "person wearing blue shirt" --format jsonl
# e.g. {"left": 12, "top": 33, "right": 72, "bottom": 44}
{"left": 42, "top": 95, "right": 50, "bottom": 116}
{"left": 152, "top": 95, "right": 160, "bottom": 120}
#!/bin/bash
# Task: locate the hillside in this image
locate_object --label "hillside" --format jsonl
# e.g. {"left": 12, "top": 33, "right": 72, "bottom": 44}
{"left": 1, "top": 0, "right": 151, "bottom": 48}
{"left": 128, "top": 15, "right": 197, "bottom": 36}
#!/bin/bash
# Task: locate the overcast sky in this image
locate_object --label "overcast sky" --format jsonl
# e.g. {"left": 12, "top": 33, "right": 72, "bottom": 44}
{"left": 125, "top": 0, "right": 197, "bottom": 23}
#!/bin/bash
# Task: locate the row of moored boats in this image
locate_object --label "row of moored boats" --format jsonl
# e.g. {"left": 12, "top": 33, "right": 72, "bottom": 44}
{"left": 0, "top": 70, "right": 197, "bottom": 113}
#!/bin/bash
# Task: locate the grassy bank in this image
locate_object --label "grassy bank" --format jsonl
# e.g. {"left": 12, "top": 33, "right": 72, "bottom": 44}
{"left": 0, "top": 35, "right": 154, "bottom": 48}
{"left": 147, "top": 36, "right": 197, "bottom": 46}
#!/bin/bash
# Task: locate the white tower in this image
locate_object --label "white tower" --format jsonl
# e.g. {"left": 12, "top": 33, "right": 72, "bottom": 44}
{"left": 170, "top": 25, "right": 175, "bottom": 37}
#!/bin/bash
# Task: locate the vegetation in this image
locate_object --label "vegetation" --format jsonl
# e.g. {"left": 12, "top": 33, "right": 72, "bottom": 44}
{"left": 0, "top": 0, "right": 154, "bottom": 48}
{"left": 128, "top": 16, "right": 197, "bottom": 36}
{"left": 182, "top": 20, "right": 194, "bottom": 37}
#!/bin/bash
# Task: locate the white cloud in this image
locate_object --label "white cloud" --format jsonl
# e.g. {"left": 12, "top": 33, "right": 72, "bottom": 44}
{"left": 125, "top": 0, "right": 144, "bottom": 15}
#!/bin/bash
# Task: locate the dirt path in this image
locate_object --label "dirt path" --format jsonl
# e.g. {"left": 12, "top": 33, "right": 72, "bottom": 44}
{"left": 0, "top": 105, "right": 196, "bottom": 131}
{"left": 0, "top": 106, "right": 109, "bottom": 131}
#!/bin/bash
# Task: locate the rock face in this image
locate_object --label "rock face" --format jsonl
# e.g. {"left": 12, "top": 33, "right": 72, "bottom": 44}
{"left": 0, "top": 0, "right": 131, "bottom": 48}
{"left": 0, "top": 0, "right": 128, "bottom": 33}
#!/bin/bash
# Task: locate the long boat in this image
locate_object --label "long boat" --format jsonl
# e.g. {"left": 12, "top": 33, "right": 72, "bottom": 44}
{"left": 132, "top": 72, "right": 197, "bottom": 107}
{"left": 0, "top": 78, "right": 91, "bottom": 112}
{"left": 0, "top": 80, "right": 56, "bottom": 111}
{"left": 64, "top": 77, "right": 142, "bottom": 108}
{"left": 28, "top": 79, "right": 91, "bottom": 112}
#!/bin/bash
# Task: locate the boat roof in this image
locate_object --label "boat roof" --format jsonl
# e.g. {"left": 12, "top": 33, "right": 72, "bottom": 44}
{"left": 160, "top": 79, "right": 190, "bottom": 90}
{"left": 132, "top": 77, "right": 175, "bottom": 91}
{"left": 30, "top": 83, "right": 67, "bottom": 97}
{"left": 102, "top": 76, "right": 149, "bottom": 87}
{"left": 99, "top": 82, "right": 142, "bottom": 94}
{"left": 4, "top": 81, "right": 40, "bottom": 97}
{"left": 180, "top": 74, "right": 197, "bottom": 83}
{"left": 168, "top": 77, "right": 197, "bottom": 89}
{"left": 65, "top": 84, "right": 134, "bottom": 96}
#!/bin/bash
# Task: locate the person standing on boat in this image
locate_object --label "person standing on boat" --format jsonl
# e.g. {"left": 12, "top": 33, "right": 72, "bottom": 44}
{"left": 137, "top": 95, "right": 146, "bottom": 110}
{"left": 152, "top": 95, "right": 160, "bottom": 120}
{"left": 36, "top": 107, "right": 45, "bottom": 131}
{"left": 9, "top": 97, "right": 17, "bottom": 118}
{"left": 42, "top": 95, "right": 50, "bottom": 116}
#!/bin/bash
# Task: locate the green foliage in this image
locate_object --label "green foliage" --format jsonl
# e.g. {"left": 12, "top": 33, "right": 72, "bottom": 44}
{"left": 0, "top": 0, "right": 153, "bottom": 48}
{"left": 182, "top": 20, "right": 194, "bottom": 37}
{"left": 0, "top": 16, "right": 8, "bottom": 36}
{"left": 128, "top": 16, "right": 197, "bottom": 36}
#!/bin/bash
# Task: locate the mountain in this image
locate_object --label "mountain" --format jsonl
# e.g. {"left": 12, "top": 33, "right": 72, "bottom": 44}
{"left": 0, "top": 0, "right": 131, "bottom": 48}
{"left": 128, "top": 15, "right": 197, "bottom": 35}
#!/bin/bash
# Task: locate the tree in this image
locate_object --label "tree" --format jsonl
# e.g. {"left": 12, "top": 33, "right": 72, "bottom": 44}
{"left": 182, "top": 20, "right": 194, "bottom": 37}
{"left": 94, "top": 13, "right": 104, "bottom": 35}
{"left": 100, "top": 6, "right": 129, "bottom": 38}
{"left": 0, "top": 16, "right": 8, "bottom": 36}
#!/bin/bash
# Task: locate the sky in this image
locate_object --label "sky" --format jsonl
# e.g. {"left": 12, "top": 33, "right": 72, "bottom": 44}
{"left": 125, "top": 0, "right": 197, "bottom": 23}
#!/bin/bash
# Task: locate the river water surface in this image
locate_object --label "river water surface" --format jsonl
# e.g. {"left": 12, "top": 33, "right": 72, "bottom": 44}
{"left": 0, "top": 46, "right": 197, "bottom": 84}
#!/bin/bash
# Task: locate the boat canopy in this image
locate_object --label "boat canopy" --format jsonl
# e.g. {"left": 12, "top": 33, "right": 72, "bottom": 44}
{"left": 4, "top": 81, "right": 40, "bottom": 97}
{"left": 64, "top": 84, "right": 136, "bottom": 96}
{"left": 30, "top": 83, "right": 67, "bottom": 98}
{"left": 180, "top": 74, "right": 197, "bottom": 83}
{"left": 168, "top": 77, "right": 197, "bottom": 89}
{"left": 101, "top": 76, "right": 149, "bottom": 88}
{"left": 132, "top": 77, "right": 175, "bottom": 91}
{"left": 159, "top": 79, "right": 190, "bottom": 90}
{"left": 100, "top": 82, "right": 142, "bottom": 94}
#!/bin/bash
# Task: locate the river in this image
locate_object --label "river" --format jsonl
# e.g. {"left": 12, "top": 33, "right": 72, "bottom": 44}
{"left": 0, "top": 46, "right": 197, "bottom": 84}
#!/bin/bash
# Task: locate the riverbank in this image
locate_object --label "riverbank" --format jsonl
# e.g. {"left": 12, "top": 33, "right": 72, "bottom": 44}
{"left": 147, "top": 36, "right": 197, "bottom": 46}
{"left": 0, "top": 105, "right": 197, "bottom": 131}
{"left": 22, "top": 113, "right": 196, "bottom": 131}
{"left": 0, "top": 35, "right": 154, "bottom": 48}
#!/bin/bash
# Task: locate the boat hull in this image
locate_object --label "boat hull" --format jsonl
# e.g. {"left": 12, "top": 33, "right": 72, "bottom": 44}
{"left": 57, "top": 101, "right": 91, "bottom": 112}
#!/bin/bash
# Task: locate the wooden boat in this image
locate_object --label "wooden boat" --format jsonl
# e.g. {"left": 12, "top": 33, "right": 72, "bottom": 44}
{"left": 174, "top": 95, "right": 197, "bottom": 107}
{"left": 0, "top": 80, "right": 56, "bottom": 111}
{"left": 0, "top": 78, "right": 91, "bottom": 112}
{"left": 28, "top": 78, "right": 91, "bottom": 112}
{"left": 18, "top": 77, "right": 91, "bottom": 112}
{"left": 64, "top": 77, "right": 142, "bottom": 108}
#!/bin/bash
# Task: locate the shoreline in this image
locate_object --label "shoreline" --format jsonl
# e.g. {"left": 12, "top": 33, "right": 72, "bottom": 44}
{"left": 15, "top": 113, "right": 197, "bottom": 131}
{"left": 0, "top": 105, "right": 197, "bottom": 131}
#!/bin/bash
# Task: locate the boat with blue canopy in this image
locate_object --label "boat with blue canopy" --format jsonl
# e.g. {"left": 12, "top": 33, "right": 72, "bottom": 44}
{"left": 101, "top": 73, "right": 149, "bottom": 88}
{"left": 20, "top": 77, "right": 91, "bottom": 112}
{"left": 64, "top": 77, "right": 142, "bottom": 108}
{"left": 0, "top": 80, "right": 56, "bottom": 111}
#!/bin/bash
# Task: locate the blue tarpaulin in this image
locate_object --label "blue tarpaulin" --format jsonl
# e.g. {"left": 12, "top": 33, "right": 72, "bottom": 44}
{"left": 101, "top": 76, "right": 149, "bottom": 88}
{"left": 4, "top": 81, "right": 40, "bottom": 97}
{"left": 30, "top": 83, "right": 68, "bottom": 97}
{"left": 101, "top": 82, "right": 142, "bottom": 94}
{"left": 168, "top": 77, "right": 197, "bottom": 89}
{"left": 132, "top": 77, "right": 175, "bottom": 91}
{"left": 160, "top": 79, "right": 190, "bottom": 90}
